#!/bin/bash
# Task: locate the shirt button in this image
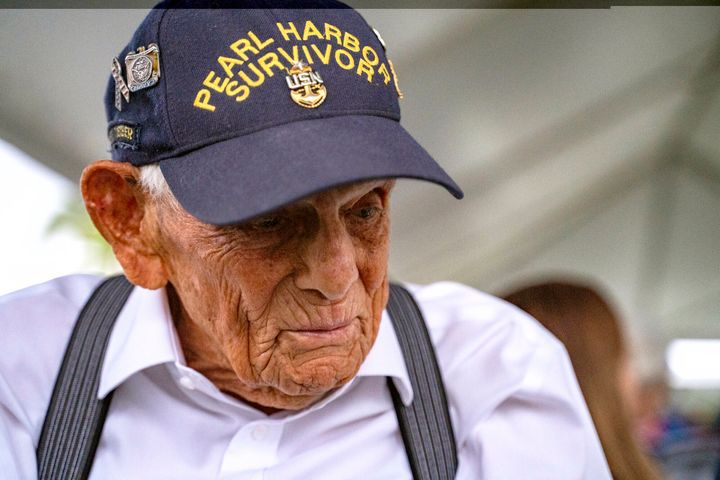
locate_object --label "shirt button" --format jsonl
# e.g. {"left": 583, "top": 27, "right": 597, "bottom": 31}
{"left": 179, "top": 376, "right": 195, "bottom": 390}
{"left": 251, "top": 424, "right": 268, "bottom": 441}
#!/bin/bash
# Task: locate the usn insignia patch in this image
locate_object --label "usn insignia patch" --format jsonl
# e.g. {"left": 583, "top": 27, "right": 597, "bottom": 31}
{"left": 125, "top": 44, "right": 161, "bottom": 92}
{"left": 285, "top": 61, "right": 326, "bottom": 109}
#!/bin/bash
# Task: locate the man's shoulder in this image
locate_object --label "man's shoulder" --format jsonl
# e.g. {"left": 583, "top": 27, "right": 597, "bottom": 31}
{"left": 402, "top": 281, "right": 573, "bottom": 440}
{"left": 0, "top": 273, "right": 105, "bottom": 372}
{"left": 404, "top": 280, "right": 561, "bottom": 354}
{"left": 403, "top": 280, "right": 565, "bottom": 396}
{"left": 0, "top": 274, "right": 105, "bottom": 434}
{"left": 1, "top": 273, "right": 104, "bottom": 302}
{"left": 0, "top": 274, "right": 104, "bottom": 335}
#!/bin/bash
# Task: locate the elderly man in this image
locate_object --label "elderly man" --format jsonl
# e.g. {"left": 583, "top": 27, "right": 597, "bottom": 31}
{"left": 0, "top": 2, "right": 611, "bottom": 479}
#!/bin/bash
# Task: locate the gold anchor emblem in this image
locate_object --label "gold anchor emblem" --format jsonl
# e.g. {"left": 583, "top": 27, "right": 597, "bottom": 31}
{"left": 285, "top": 61, "right": 326, "bottom": 109}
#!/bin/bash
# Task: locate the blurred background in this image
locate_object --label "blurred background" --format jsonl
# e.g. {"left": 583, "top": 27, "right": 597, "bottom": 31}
{"left": 1, "top": 6, "right": 719, "bottom": 477}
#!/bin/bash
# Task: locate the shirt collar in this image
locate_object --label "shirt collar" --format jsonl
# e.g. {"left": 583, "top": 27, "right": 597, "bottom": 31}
{"left": 356, "top": 310, "right": 414, "bottom": 405}
{"left": 98, "top": 285, "right": 181, "bottom": 399}
{"left": 98, "top": 285, "right": 414, "bottom": 406}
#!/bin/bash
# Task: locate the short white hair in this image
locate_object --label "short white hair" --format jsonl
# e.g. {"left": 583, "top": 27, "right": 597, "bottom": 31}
{"left": 139, "top": 164, "right": 171, "bottom": 199}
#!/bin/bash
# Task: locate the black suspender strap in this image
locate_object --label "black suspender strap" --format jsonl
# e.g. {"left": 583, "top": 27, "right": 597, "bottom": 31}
{"left": 386, "top": 283, "right": 459, "bottom": 480}
{"left": 36, "top": 277, "right": 457, "bottom": 480}
{"left": 36, "top": 275, "right": 133, "bottom": 480}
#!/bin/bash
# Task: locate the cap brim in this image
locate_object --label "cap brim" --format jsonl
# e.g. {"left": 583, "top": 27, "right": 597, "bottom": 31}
{"left": 159, "top": 115, "right": 463, "bottom": 226}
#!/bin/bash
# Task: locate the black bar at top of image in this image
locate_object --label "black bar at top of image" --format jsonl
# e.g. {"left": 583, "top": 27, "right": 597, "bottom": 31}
{"left": 1, "top": 0, "right": 719, "bottom": 9}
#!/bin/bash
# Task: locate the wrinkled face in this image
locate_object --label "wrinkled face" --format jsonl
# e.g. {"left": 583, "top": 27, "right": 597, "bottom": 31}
{"left": 150, "top": 180, "right": 394, "bottom": 411}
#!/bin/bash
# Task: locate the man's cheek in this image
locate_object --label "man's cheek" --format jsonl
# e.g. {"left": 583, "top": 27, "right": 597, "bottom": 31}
{"left": 361, "top": 256, "right": 390, "bottom": 294}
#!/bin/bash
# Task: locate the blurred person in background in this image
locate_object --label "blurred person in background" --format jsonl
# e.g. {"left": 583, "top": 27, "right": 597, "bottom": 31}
{"left": 636, "top": 376, "right": 696, "bottom": 456}
{"left": 637, "top": 376, "right": 720, "bottom": 479}
{"left": 504, "top": 280, "right": 661, "bottom": 480}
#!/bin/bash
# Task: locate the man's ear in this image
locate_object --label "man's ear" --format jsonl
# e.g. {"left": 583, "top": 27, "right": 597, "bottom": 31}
{"left": 81, "top": 160, "right": 168, "bottom": 289}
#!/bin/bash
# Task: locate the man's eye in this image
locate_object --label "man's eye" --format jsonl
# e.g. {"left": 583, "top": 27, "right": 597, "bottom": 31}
{"left": 252, "top": 216, "right": 284, "bottom": 231}
{"left": 354, "top": 206, "right": 379, "bottom": 219}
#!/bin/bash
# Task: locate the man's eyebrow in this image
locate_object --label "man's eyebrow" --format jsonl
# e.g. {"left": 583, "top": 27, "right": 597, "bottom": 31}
{"left": 335, "top": 180, "right": 393, "bottom": 202}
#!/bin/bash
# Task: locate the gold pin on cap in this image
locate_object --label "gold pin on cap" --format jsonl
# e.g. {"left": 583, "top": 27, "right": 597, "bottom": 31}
{"left": 285, "top": 61, "right": 327, "bottom": 109}
{"left": 125, "top": 43, "right": 161, "bottom": 92}
{"left": 388, "top": 60, "right": 404, "bottom": 100}
{"left": 371, "top": 27, "right": 403, "bottom": 100}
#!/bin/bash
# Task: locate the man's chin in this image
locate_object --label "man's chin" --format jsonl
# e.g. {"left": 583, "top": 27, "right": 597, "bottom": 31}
{"left": 247, "top": 359, "right": 362, "bottom": 411}
{"left": 224, "top": 387, "right": 323, "bottom": 414}
{"left": 237, "top": 379, "right": 347, "bottom": 413}
{"left": 281, "top": 360, "right": 360, "bottom": 395}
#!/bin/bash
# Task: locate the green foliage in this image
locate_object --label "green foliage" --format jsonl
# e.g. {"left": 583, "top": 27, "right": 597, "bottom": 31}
{"left": 45, "top": 194, "right": 119, "bottom": 273}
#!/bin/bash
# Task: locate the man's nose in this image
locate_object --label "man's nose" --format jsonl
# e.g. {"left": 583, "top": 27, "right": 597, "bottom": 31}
{"left": 295, "top": 219, "right": 359, "bottom": 302}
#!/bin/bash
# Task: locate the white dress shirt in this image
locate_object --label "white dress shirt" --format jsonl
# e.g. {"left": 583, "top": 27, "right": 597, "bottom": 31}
{"left": 0, "top": 275, "right": 611, "bottom": 479}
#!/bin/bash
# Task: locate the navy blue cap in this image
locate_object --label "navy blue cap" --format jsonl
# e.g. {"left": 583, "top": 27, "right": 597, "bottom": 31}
{"left": 106, "top": 1, "right": 463, "bottom": 225}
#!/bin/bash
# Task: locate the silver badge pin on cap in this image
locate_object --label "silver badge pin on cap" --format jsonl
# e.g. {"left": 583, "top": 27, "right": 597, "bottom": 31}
{"left": 125, "top": 43, "right": 161, "bottom": 92}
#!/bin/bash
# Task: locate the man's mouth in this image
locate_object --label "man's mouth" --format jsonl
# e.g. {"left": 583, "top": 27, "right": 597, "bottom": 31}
{"left": 293, "top": 323, "right": 352, "bottom": 336}
{"left": 285, "top": 318, "right": 356, "bottom": 340}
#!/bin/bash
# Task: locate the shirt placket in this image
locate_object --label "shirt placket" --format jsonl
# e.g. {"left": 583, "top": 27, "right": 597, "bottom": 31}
{"left": 219, "top": 420, "right": 285, "bottom": 480}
